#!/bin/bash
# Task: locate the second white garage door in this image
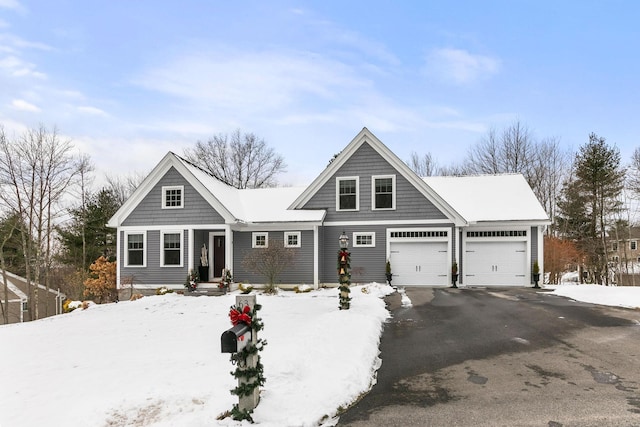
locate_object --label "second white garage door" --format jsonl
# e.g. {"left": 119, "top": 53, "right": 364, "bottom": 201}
{"left": 389, "top": 242, "right": 449, "bottom": 285}
{"left": 464, "top": 241, "right": 527, "bottom": 286}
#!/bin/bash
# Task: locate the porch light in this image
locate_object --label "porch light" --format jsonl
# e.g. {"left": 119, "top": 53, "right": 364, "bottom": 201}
{"left": 339, "top": 231, "right": 349, "bottom": 249}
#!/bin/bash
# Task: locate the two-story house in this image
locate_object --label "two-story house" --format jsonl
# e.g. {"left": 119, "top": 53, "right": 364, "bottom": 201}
{"left": 107, "top": 128, "right": 549, "bottom": 294}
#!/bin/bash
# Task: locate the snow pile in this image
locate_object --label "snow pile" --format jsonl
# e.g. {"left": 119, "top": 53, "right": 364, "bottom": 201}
{"left": 548, "top": 284, "right": 640, "bottom": 309}
{"left": 0, "top": 283, "right": 394, "bottom": 427}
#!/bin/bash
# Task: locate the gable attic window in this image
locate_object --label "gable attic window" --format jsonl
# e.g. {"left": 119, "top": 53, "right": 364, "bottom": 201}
{"left": 125, "top": 232, "right": 146, "bottom": 267}
{"left": 336, "top": 177, "right": 359, "bottom": 211}
{"left": 161, "top": 231, "right": 183, "bottom": 267}
{"left": 162, "top": 185, "right": 184, "bottom": 209}
{"left": 372, "top": 175, "right": 395, "bottom": 210}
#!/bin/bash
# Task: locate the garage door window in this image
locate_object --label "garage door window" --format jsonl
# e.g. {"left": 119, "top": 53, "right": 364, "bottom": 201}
{"left": 467, "top": 230, "right": 527, "bottom": 237}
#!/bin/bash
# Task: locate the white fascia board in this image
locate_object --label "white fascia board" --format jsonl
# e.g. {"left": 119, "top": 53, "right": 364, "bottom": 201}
{"left": 288, "top": 127, "right": 467, "bottom": 226}
{"left": 107, "top": 152, "right": 237, "bottom": 227}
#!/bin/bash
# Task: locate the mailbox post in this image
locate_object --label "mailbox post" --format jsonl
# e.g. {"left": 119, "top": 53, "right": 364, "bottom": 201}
{"left": 221, "top": 294, "right": 261, "bottom": 418}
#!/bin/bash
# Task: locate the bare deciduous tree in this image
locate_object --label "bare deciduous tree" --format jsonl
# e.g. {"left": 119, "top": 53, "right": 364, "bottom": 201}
{"left": 242, "top": 239, "right": 295, "bottom": 293}
{"left": 0, "top": 125, "right": 83, "bottom": 320}
{"left": 104, "top": 172, "right": 145, "bottom": 205}
{"left": 183, "top": 129, "right": 286, "bottom": 189}
{"left": 407, "top": 151, "right": 438, "bottom": 176}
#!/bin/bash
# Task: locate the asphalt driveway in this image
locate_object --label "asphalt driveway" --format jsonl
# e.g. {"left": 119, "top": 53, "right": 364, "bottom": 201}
{"left": 337, "top": 287, "right": 640, "bottom": 427}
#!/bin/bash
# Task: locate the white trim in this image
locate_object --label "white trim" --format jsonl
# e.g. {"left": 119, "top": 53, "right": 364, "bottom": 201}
{"left": 284, "top": 231, "right": 301, "bottom": 248}
{"left": 117, "top": 224, "right": 227, "bottom": 231}
{"left": 324, "top": 219, "right": 453, "bottom": 227}
{"left": 252, "top": 232, "right": 269, "bottom": 248}
{"left": 353, "top": 232, "right": 376, "bottom": 247}
{"left": 188, "top": 228, "right": 195, "bottom": 273}
{"left": 313, "top": 225, "right": 319, "bottom": 289}
{"left": 336, "top": 176, "right": 360, "bottom": 211}
{"left": 371, "top": 174, "right": 396, "bottom": 210}
{"left": 160, "top": 230, "right": 184, "bottom": 267}
{"left": 161, "top": 185, "right": 184, "bottom": 209}
{"left": 124, "top": 231, "right": 146, "bottom": 267}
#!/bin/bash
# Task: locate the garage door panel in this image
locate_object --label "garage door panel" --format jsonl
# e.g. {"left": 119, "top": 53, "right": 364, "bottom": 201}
{"left": 465, "top": 241, "right": 527, "bottom": 286}
{"left": 390, "top": 242, "right": 448, "bottom": 285}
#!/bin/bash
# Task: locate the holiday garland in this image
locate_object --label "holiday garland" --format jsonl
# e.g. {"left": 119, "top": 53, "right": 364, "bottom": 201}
{"left": 337, "top": 249, "right": 351, "bottom": 310}
{"left": 227, "top": 303, "right": 267, "bottom": 422}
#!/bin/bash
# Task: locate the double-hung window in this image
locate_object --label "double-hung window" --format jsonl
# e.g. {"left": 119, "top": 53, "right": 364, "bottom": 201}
{"left": 125, "top": 232, "right": 145, "bottom": 267}
{"left": 162, "top": 185, "right": 184, "bottom": 209}
{"left": 372, "top": 175, "right": 395, "bottom": 210}
{"left": 337, "top": 177, "right": 359, "bottom": 211}
{"left": 161, "top": 231, "right": 183, "bottom": 266}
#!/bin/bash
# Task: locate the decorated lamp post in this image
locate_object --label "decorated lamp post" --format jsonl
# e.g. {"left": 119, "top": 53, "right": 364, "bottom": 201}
{"left": 338, "top": 231, "right": 351, "bottom": 310}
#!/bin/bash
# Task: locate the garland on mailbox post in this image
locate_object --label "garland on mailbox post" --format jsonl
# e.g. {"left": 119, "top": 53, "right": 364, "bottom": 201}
{"left": 228, "top": 303, "right": 267, "bottom": 422}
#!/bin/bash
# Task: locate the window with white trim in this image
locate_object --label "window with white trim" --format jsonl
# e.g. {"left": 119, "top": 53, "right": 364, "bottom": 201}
{"left": 631, "top": 241, "right": 637, "bottom": 251}
{"left": 161, "top": 231, "right": 183, "bottom": 266}
{"left": 253, "top": 232, "right": 268, "bottom": 248}
{"left": 284, "top": 231, "right": 301, "bottom": 248}
{"left": 336, "top": 177, "right": 359, "bottom": 211}
{"left": 125, "top": 232, "right": 146, "bottom": 267}
{"left": 372, "top": 175, "right": 395, "bottom": 210}
{"left": 353, "top": 232, "right": 375, "bottom": 247}
{"left": 162, "top": 185, "right": 184, "bottom": 209}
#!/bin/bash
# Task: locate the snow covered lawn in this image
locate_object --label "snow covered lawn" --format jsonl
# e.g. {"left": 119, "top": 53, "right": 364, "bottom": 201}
{"left": 546, "top": 283, "right": 640, "bottom": 309}
{"left": 0, "top": 284, "right": 393, "bottom": 427}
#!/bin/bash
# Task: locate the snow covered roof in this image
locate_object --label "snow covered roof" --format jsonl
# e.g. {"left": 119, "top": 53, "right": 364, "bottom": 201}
{"left": 175, "top": 156, "right": 325, "bottom": 224}
{"left": 424, "top": 174, "right": 550, "bottom": 224}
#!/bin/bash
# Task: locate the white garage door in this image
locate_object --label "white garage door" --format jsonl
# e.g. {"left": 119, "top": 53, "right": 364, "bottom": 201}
{"left": 465, "top": 241, "right": 527, "bottom": 286}
{"left": 389, "top": 242, "right": 449, "bottom": 285}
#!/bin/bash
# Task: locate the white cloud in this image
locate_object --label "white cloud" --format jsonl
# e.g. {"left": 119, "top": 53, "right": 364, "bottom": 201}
{"left": 11, "top": 98, "right": 40, "bottom": 112}
{"left": 0, "top": 0, "right": 26, "bottom": 13}
{"left": 77, "top": 106, "right": 109, "bottom": 117}
{"left": 425, "top": 48, "right": 500, "bottom": 85}
{"left": 133, "top": 48, "right": 369, "bottom": 113}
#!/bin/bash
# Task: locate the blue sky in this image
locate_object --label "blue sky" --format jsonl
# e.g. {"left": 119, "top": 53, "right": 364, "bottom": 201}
{"left": 1, "top": 1, "right": 639, "bottom": 185}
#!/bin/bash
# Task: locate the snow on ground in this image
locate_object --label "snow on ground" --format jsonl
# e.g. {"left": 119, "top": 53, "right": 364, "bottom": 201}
{"left": 546, "top": 284, "right": 640, "bottom": 309}
{"left": 0, "top": 284, "right": 394, "bottom": 427}
{"left": 2, "top": 282, "right": 638, "bottom": 427}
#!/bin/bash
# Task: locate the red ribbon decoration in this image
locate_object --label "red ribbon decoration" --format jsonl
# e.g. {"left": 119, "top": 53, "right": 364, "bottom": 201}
{"left": 229, "top": 305, "right": 252, "bottom": 326}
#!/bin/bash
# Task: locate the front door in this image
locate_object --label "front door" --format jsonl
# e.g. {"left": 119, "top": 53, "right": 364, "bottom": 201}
{"left": 213, "top": 235, "right": 225, "bottom": 278}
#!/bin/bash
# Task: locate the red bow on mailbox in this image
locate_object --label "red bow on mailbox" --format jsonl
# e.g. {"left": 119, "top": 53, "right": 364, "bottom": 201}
{"left": 229, "top": 305, "right": 252, "bottom": 326}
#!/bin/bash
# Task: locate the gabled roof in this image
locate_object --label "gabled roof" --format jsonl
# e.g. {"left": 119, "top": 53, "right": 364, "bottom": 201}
{"left": 424, "top": 174, "right": 550, "bottom": 224}
{"left": 288, "top": 127, "right": 467, "bottom": 226}
{"left": 107, "top": 152, "right": 325, "bottom": 227}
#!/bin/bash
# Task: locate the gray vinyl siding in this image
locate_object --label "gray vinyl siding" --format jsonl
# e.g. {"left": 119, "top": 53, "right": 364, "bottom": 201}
{"left": 233, "top": 230, "right": 314, "bottom": 285}
{"left": 301, "top": 142, "right": 447, "bottom": 222}
{"left": 120, "top": 229, "right": 188, "bottom": 286}
{"left": 122, "top": 167, "right": 225, "bottom": 226}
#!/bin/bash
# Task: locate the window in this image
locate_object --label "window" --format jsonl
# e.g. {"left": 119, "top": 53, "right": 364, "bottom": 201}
{"left": 252, "top": 232, "right": 268, "bottom": 248}
{"left": 372, "top": 175, "right": 395, "bottom": 210}
{"left": 162, "top": 185, "right": 184, "bottom": 209}
{"left": 612, "top": 242, "right": 618, "bottom": 251}
{"left": 21, "top": 301, "right": 28, "bottom": 312}
{"left": 125, "top": 232, "right": 145, "bottom": 267}
{"left": 353, "top": 232, "right": 375, "bottom": 247}
{"left": 336, "top": 177, "right": 359, "bottom": 211}
{"left": 284, "top": 232, "right": 301, "bottom": 248}
{"left": 161, "top": 231, "right": 183, "bottom": 266}
{"left": 632, "top": 241, "right": 638, "bottom": 251}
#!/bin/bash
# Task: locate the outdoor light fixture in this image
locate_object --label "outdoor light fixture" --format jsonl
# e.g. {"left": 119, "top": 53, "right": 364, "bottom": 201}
{"left": 339, "top": 231, "right": 349, "bottom": 249}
